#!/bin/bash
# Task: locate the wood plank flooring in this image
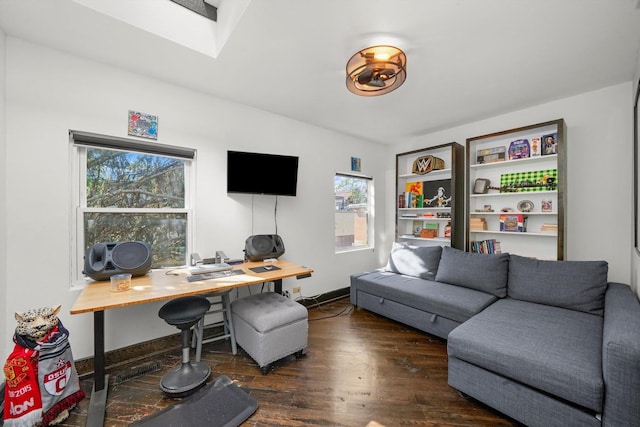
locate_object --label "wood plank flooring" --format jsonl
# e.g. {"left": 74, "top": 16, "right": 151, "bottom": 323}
{"left": 58, "top": 298, "right": 520, "bottom": 426}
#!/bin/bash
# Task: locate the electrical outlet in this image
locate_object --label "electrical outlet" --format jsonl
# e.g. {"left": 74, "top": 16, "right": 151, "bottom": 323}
{"left": 284, "top": 290, "right": 291, "bottom": 299}
{"left": 292, "top": 286, "right": 301, "bottom": 294}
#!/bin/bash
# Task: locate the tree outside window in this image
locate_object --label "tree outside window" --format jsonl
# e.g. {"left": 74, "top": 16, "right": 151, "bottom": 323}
{"left": 79, "top": 147, "right": 190, "bottom": 272}
{"left": 335, "top": 174, "right": 373, "bottom": 251}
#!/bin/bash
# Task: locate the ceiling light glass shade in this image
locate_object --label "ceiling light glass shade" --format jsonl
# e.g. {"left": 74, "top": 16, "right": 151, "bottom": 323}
{"left": 346, "top": 45, "right": 407, "bottom": 96}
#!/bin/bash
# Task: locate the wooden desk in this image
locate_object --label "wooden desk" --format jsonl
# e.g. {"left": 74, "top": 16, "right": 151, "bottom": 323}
{"left": 70, "top": 260, "right": 312, "bottom": 427}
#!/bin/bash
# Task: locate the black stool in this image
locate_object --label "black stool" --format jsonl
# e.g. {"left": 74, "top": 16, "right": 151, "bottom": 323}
{"left": 158, "top": 296, "right": 212, "bottom": 397}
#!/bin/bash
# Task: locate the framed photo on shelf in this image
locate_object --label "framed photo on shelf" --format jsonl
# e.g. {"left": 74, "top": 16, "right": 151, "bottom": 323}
{"left": 542, "top": 133, "right": 557, "bottom": 155}
{"left": 422, "top": 179, "right": 452, "bottom": 207}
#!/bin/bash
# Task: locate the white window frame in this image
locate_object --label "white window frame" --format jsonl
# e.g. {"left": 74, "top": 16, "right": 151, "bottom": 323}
{"left": 69, "top": 131, "right": 196, "bottom": 286}
{"left": 334, "top": 172, "right": 374, "bottom": 253}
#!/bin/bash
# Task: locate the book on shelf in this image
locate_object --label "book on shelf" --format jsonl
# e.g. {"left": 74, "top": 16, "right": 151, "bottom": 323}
{"left": 412, "top": 220, "right": 423, "bottom": 236}
{"left": 470, "top": 239, "right": 502, "bottom": 254}
{"left": 405, "top": 182, "right": 422, "bottom": 208}
{"left": 540, "top": 223, "right": 558, "bottom": 233}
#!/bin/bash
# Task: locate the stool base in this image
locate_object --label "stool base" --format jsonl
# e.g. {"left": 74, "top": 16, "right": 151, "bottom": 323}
{"left": 160, "top": 361, "right": 211, "bottom": 398}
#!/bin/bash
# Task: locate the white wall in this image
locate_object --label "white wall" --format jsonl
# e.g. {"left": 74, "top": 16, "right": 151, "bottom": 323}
{"left": 3, "top": 35, "right": 636, "bottom": 362}
{"left": 0, "top": 28, "right": 7, "bottom": 358}
{"left": 386, "top": 83, "right": 633, "bottom": 286}
{"left": 2, "top": 38, "right": 387, "bottom": 359}
{"left": 631, "top": 48, "right": 640, "bottom": 296}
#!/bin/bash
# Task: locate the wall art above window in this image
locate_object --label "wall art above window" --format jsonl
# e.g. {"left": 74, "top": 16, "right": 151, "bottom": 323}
{"left": 128, "top": 110, "right": 158, "bottom": 140}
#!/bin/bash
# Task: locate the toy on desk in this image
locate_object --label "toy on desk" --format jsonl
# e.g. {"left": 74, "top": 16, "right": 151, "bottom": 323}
{"left": 3, "top": 305, "right": 85, "bottom": 426}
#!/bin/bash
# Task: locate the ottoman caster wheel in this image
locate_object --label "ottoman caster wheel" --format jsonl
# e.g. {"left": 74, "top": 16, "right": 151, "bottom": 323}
{"left": 261, "top": 365, "right": 271, "bottom": 375}
{"left": 294, "top": 350, "right": 304, "bottom": 359}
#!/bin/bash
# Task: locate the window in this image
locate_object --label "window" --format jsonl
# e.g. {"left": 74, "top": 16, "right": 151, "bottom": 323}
{"left": 71, "top": 131, "right": 195, "bottom": 282}
{"left": 334, "top": 173, "right": 373, "bottom": 251}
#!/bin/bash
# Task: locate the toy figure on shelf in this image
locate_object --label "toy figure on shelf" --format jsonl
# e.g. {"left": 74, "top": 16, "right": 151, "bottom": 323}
{"left": 3, "top": 305, "right": 85, "bottom": 427}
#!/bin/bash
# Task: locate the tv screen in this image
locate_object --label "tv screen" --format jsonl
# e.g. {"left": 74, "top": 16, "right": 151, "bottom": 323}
{"left": 227, "top": 150, "right": 299, "bottom": 196}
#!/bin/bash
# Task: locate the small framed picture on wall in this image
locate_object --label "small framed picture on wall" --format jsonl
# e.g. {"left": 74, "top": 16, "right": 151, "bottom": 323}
{"left": 351, "top": 157, "right": 361, "bottom": 172}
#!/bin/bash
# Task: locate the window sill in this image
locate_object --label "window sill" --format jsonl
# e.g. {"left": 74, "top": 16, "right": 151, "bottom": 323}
{"left": 335, "top": 245, "right": 374, "bottom": 254}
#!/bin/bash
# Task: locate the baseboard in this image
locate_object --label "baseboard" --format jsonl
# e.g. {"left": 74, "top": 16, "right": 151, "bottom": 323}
{"left": 74, "top": 332, "right": 183, "bottom": 379}
{"left": 74, "top": 288, "right": 351, "bottom": 378}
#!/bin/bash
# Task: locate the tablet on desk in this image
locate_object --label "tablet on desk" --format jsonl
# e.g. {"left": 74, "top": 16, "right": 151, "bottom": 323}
{"left": 249, "top": 266, "right": 282, "bottom": 273}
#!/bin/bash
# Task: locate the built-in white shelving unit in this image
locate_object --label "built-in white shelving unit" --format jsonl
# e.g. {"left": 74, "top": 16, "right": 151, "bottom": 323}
{"left": 466, "top": 119, "right": 566, "bottom": 259}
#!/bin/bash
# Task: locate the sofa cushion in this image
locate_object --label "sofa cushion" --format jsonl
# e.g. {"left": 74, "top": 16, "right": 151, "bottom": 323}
{"left": 385, "top": 242, "right": 442, "bottom": 280}
{"left": 448, "top": 298, "right": 604, "bottom": 413}
{"left": 351, "top": 270, "right": 497, "bottom": 323}
{"left": 434, "top": 246, "right": 509, "bottom": 297}
{"left": 508, "top": 254, "right": 608, "bottom": 316}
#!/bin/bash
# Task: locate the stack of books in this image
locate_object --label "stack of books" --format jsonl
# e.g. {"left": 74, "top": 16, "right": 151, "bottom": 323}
{"left": 470, "top": 239, "right": 502, "bottom": 254}
{"left": 470, "top": 217, "right": 488, "bottom": 231}
{"left": 540, "top": 223, "right": 558, "bottom": 233}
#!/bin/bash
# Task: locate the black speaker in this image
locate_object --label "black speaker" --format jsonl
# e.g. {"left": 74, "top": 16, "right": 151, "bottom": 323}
{"left": 83, "top": 241, "right": 153, "bottom": 281}
{"left": 244, "top": 235, "right": 285, "bottom": 262}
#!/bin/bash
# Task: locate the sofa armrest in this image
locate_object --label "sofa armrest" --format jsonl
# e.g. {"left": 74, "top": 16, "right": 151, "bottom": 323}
{"left": 602, "top": 282, "right": 640, "bottom": 427}
{"left": 350, "top": 270, "right": 382, "bottom": 305}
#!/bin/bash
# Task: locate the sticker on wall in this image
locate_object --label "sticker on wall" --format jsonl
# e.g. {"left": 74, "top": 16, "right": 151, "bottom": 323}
{"left": 128, "top": 110, "right": 158, "bottom": 140}
{"left": 351, "top": 157, "right": 361, "bottom": 172}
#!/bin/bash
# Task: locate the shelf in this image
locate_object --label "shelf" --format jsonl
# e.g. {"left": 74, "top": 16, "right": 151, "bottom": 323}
{"left": 465, "top": 119, "right": 566, "bottom": 259}
{"left": 469, "top": 212, "right": 556, "bottom": 216}
{"left": 470, "top": 154, "right": 557, "bottom": 170}
{"left": 396, "top": 142, "right": 464, "bottom": 249}
{"left": 399, "top": 207, "right": 451, "bottom": 211}
{"left": 470, "top": 190, "right": 557, "bottom": 198}
{"left": 398, "top": 168, "right": 452, "bottom": 179}
{"left": 399, "top": 235, "right": 451, "bottom": 243}
{"left": 399, "top": 217, "right": 452, "bottom": 221}
{"left": 469, "top": 230, "right": 557, "bottom": 237}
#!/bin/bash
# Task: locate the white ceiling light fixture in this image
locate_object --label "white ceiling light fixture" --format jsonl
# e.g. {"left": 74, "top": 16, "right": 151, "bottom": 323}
{"left": 346, "top": 45, "right": 407, "bottom": 96}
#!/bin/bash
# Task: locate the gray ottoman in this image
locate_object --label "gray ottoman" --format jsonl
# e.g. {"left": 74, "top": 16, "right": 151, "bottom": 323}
{"left": 231, "top": 292, "right": 308, "bottom": 374}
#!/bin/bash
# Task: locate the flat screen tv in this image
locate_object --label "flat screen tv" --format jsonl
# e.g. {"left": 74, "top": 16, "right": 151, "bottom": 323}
{"left": 227, "top": 150, "right": 299, "bottom": 196}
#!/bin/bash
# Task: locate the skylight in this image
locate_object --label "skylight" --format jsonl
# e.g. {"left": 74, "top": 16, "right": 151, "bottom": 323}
{"left": 71, "top": 0, "right": 251, "bottom": 58}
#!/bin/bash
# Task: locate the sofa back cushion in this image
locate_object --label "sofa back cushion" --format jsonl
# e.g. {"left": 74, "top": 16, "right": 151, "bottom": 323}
{"left": 435, "top": 246, "right": 509, "bottom": 297}
{"left": 385, "top": 242, "right": 442, "bottom": 280}
{"left": 508, "top": 254, "right": 608, "bottom": 316}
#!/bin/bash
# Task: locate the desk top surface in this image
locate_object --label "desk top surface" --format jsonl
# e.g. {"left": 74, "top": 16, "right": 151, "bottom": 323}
{"left": 70, "top": 260, "right": 312, "bottom": 314}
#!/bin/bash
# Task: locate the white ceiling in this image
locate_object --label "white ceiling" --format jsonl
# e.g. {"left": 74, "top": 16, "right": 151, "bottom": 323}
{"left": 1, "top": 0, "right": 640, "bottom": 145}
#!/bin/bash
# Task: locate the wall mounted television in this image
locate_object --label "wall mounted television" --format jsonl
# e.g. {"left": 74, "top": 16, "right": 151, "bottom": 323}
{"left": 227, "top": 150, "right": 299, "bottom": 196}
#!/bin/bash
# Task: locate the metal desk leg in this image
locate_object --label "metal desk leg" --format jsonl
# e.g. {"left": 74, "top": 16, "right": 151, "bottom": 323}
{"left": 85, "top": 310, "right": 108, "bottom": 427}
{"left": 274, "top": 279, "right": 283, "bottom": 295}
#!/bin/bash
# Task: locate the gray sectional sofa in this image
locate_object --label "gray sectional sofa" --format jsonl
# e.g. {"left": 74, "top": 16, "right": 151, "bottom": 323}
{"left": 350, "top": 244, "right": 640, "bottom": 427}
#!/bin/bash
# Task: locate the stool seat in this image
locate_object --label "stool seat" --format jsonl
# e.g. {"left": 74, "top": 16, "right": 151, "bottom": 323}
{"left": 159, "top": 296, "right": 211, "bottom": 329}
{"left": 158, "top": 296, "right": 212, "bottom": 397}
{"left": 232, "top": 292, "right": 308, "bottom": 374}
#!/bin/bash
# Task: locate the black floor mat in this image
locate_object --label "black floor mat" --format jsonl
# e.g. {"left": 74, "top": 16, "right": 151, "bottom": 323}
{"left": 130, "top": 375, "right": 257, "bottom": 427}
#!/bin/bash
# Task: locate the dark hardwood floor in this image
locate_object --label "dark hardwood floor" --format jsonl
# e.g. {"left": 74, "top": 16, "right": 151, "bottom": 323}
{"left": 59, "top": 298, "right": 520, "bottom": 426}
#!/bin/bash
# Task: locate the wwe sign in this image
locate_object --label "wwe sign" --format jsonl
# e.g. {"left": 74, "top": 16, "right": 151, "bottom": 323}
{"left": 412, "top": 155, "right": 444, "bottom": 175}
